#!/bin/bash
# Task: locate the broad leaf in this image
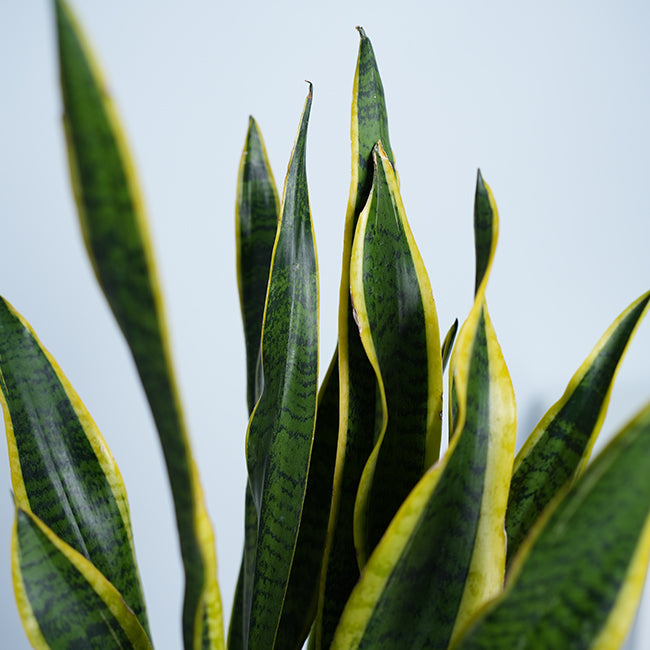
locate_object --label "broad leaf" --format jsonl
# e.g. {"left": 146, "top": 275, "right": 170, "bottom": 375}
{"left": 0, "top": 296, "right": 150, "bottom": 640}
{"left": 243, "top": 85, "right": 319, "bottom": 650}
{"left": 351, "top": 143, "right": 442, "bottom": 567}
{"left": 506, "top": 289, "right": 650, "bottom": 563}
{"left": 312, "top": 27, "right": 395, "bottom": 649}
{"left": 331, "top": 171, "right": 516, "bottom": 649}
{"left": 13, "top": 507, "right": 151, "bottom": 650}
{"left": 54, "top": 2, "right": 223, "bottom": 647}
{"left": 454, "top": 401, "right": 650, "bottom": 650}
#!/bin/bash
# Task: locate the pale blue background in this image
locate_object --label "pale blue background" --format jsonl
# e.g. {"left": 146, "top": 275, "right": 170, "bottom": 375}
{"left": 1, "top": 1, "right": 649, "bottom": 648}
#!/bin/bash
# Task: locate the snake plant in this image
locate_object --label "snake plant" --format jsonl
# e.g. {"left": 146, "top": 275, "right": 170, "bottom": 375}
{"left": 3, "top": 1, "right": 650, "bottom": 649}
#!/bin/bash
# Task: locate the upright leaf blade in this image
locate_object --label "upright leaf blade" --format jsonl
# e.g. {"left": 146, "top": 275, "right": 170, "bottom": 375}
{"left": 54, "top": 2, "right": 222, "bottom": 647}
{"left": 350, "top": 143, "right": 442, "bottom": 566}
{"left": 274, "top": 354, "right": 340, "bottom": 649}
{"left": 229, "top": 117, "right": 280, "bottom": 650}
{"left": 454, "top": 401, "right": 650, "bottom": 650}
{"left": 0, "top": 296, "right": 150, "bottom": 640}
{"left": 506, "top": 289, "right": 650, "bottom": 564}
{"left": 331, "top": 171, "right": 516, "bottom": 649}
{"left": 312, "top": 27, "right": 395, "bottom": 649}
{"left": 236, "top": 116, "right": 281, "bottom": 413}
{"left": 244, "top": 85, "right": 319, "bottom": 650}
{"left": 13, "top": 507, "right": 152, "bottom": 650}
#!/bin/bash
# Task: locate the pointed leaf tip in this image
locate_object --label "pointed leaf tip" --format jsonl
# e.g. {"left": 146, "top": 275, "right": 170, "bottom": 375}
{"left": 356, "top": 26, "right": 367, "bottom": 39}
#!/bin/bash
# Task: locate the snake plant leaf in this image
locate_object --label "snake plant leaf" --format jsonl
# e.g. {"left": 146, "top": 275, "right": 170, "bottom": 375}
{"left": 229, "top": 117, "right": 280, "bottom": 650}
{"left": 311, "top": 27, "right": 396, "bottom": 650}
{"left": 0, "top": 296, "right": 150, "bottom": 640}
{"left": 236, "top": 116, "right": 281, "bottom": 413}
{"left": 453, "top": 401, "right": 650, "bottom": 650}
{"left": 243, "top": 85, "right": 319, "bottom": 650}
{"left": 350, "top": 143, "right": 442, "bottom": 567}
{"left": 12, "top": 506, "right": 152, "bottom": 650}
{"left": 442, "top": 318, "right": 459, "bottom": 372}
{"left": 54, "top": 2, "right": 223, "bottom": 647}
{"left": 274, "top": 353, "right": 340, "bottom": 649}
{"left": 331, "top": 172, "right": 516, "bottom": 649}
{"left": 506, "top": 289, "right": 650, "bottom": 564}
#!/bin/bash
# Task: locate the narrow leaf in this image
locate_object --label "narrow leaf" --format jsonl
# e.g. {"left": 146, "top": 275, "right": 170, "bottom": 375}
{"left": 229, "top": 117, "right": 280, "bottom": 650}
{"left": 54, "top": 2, "right": 223, "bottom": 647}
{"left": 331, "top": 172, "right": 516, "bottom": 649}
{"left": 274, "top": 354, "right": 339, "bottom": 649}
{"left": 442, "top": 319, "right": 459, "bottom": 371}
{"left": 236, "top": 116, "right": 281, "bottom": 413}
{"left": 0, "top": 296, "right": 149, "bottom": 639}
{"left": 13, "top": 506, "right": 151, "bottom": 650}
{"left": 506, "top": 289, "right": 650, "bottom": 564}
{"left": 350, "top": 143, "right": 442, "bottom": 566}
{"left": 312, "top": 27, "right": 395, "bottom": 649}
{"left": 454, "top": 401, "right": 650, "bottom": 650}
{"left": 244, "top": 85, "right": 319, "bottom": 650}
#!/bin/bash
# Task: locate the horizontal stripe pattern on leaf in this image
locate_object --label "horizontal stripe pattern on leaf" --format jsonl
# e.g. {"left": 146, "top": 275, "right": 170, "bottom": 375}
{"left": 454, "top": 401, "right": 650, "bottom": 650}
{"left": 506, "top": 289, "right": 650, "bottom": 564}
{"left": 0, "top": 296, "right": 150, "bottom": 638}
{"left": 13, "top": 507, "right": 151, "bottom": 650}
{"left": 244, "top": 85, "right": 319, "bottom": 650}
{"left": 54, "top": 2, "right": 223, "bottom": 647}
{"left": 312, "top": 26, "right": 394, "bottom": 649}
{"left": 331, "top": 172, "right": 516, "bottom": 649}
{"left": 351, "top": 142, "right": 442, "bottom": 566}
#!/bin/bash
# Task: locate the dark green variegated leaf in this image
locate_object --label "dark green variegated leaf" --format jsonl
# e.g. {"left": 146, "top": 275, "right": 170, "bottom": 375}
{"left": 506, "top": 289, "right": 650, "bottom": 564}
{"left": 12, "top": 507, "right": 151, "bottom": 650}
{"left": 54, "top": 2, "right": 222, "bottom": 647}
{"left": 274, "top": 354, "right": 339, "bottom": 649}
{"left": 351, "top": 143, "right": 442, "bottom": 567}
{"left": 0, "top": 297, "right": 150, "bottom": 640}
{"left": 243, "top": 85, "right": 319, "bottom": 650}
{"left": 454, "top": 401, "right": 650, "bottom": 650}
{"left": 312, "top": 27, "right": 395, "bottom": 650}
{"left": 236, "top": 116, "right": 281, "bottom": 413}
{"left": 229, "top": 117, "right": 280, "bottom": 650}
{"left": 331, "top": 172, "right": 516, "bottom": 649}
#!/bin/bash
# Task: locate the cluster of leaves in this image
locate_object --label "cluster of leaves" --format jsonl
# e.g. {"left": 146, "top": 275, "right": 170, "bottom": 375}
{"left": 2, "top": 1, "right": 650, "bottom": 649}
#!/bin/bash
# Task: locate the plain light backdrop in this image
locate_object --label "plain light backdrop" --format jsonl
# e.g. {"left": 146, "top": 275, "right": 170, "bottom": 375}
{"left": 1, "top": 2, "right": 649, "bottom": 648}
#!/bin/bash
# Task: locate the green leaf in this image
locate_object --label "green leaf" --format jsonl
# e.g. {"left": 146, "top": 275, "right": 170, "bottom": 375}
{"left": 236, "top": 116, "right": 281, "bottom": 413}
{"left": 312, "top": 27, "right": 395, "bottom": 649}
{"left": 506, "top": 289, "right": 650, "bottom": 564}
{"left": 243, "top": 85, "right": 319, "bottom": 650}
{"left": 330, "top": 171, "right": 516, "bottom": 649}
{"left": 12, "top": 506, "right": 152, "bottom": 650}
{"left": 0, "top": 296, "right": 150, "bottom": 640}
{"left": 442, "top": 319, "right": 459, "bottom": 372}
{"left": 454, "top": 401, "right": 650, "bottom": 650}
{"left": 229, "top": 117, "right": 280, "bottom": 650}
{"left": 350, "top": 143, "right": 442, "bottom": 567}
{"left": 274, "top": 354, "right": 340, "bottom": 649}
{"left": 54, "top": 2, "right": 223, "bottom": 647}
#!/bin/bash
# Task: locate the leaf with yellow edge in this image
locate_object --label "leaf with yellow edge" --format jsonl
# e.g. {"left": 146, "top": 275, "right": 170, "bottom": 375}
{"left": 0, "top": 296, "right": 150, "bottom": 641}
{"left": 13, "top": 506, "right": 152, "bottom": 650}
{"left": 453, "top": 401, "right": 650, "bottom": 650}
{"left": 506, "top": 289, "right": 650, "bottom": 564}
{"left": 312, "top": 26, "right": 396, "bottom": 650}
{"left": 330, "top": 171, "right": 516, "bottom": 649}
{"left": 350, "top": 143, "right": 442, "bottom": 567}
{"left": 54, "top": 2, "right": 223, "bottom": 647}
